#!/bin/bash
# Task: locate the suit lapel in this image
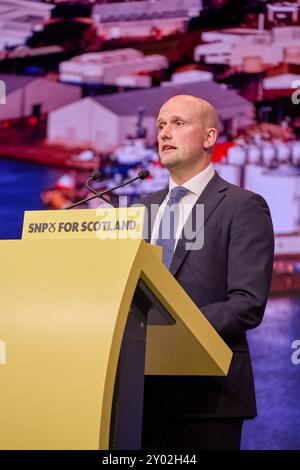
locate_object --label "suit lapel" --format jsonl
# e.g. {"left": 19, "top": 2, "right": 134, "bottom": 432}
{"left": 170, "top": 173, "right": 229, "bottom": 276}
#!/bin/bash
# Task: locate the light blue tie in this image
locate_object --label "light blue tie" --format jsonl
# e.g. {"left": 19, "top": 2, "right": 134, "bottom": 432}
{"left": 156, "top": 186, "right": 189, "bottom": 269}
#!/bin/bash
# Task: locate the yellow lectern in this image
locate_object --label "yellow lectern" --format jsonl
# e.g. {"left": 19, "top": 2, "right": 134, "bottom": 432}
{"left": 0, "top": 209, "right": 232, "bottom": 450}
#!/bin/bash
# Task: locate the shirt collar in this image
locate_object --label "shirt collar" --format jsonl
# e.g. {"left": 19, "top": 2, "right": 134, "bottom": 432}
{"left": 168, "top": 163, "right": 215, "bottom": 197}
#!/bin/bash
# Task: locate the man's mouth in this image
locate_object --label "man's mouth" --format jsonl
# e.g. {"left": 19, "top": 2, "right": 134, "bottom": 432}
{"left": 162, "top": 145, "right": 176, "bottom": 151}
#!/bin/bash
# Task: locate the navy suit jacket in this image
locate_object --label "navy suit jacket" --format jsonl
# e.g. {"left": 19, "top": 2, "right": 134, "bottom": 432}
{"left": 139, "top": 173, "right": 274, "bottom": 418}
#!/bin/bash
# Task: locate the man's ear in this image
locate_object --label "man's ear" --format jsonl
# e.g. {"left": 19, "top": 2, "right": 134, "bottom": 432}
{"left": 204, "top": 128, "right": 218, "bottom": 149}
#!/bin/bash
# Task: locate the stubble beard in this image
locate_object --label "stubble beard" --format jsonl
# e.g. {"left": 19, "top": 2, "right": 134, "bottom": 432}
{"left": 159, "top": 150, "right": 180, "bottom": 170}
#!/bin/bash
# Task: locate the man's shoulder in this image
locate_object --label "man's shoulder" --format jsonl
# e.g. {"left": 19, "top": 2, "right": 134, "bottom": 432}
{"left": 215, "top": 177, "right": 272, "bottom": 229}
{"left": 218, "top": 175, "right": 268, "bottom": 207}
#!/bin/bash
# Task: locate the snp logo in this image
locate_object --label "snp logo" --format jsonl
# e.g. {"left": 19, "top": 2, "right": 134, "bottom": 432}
{"left": 291, "top": 340, "right": 300, "bottom": 365}
{"left": 0, "top": 80, "right": 5, "bottom": 105}
{"left": 0, "top": 340, "right": 6, "bottom": 365}
{"left": 28, "top": 222, "right": 56, "bottom": 233}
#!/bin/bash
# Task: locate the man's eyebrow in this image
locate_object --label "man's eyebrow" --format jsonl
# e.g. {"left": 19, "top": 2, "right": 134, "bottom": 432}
{"left": 156, "top": 115, "right": 185, "bottom": 125}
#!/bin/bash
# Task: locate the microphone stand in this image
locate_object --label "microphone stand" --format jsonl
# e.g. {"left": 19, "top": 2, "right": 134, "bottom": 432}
{"left": 85, "top": 177, "right": 117, "bottom": 208}
{"left": 65, "top": 171, "right": 149, "bottom": 210}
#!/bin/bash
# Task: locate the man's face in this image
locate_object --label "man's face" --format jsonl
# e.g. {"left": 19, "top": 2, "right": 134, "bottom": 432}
{"left": 156, "top": 97, "right": 205, "bottom": 171}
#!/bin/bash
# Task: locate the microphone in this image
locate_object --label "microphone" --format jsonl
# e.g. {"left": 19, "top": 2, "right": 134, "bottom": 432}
{"left": 65, "top": 169, "right": 150, "bottom": 210}
{"left": 135, "top": 170, "right": 149, "bottom": 180}
{"left": 88, "top": 170, "right": 102, "bottom": 182}
{"left": 85, "top": 170, "right": 117, "bottom": 208}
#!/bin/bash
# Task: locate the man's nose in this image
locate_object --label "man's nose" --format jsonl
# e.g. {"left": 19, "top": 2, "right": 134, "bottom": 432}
{"left": 159, "top": 124, "right": 171, "bottom": 140}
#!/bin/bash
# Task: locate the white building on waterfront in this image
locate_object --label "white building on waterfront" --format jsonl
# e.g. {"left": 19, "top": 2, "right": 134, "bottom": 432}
{"left": 0, "top": 74, "right": 81, "bottom": 121}
{"left": 59, "top": 48, "right": 168, "bottom": 87}
{"left": 267, "top": 2, "right": 300, "bottom": 24}
{"left": 0, "top": 0, "right": 53, "bottom": 50}
{"left": 92, "top": 0, "right": 203, "bottom": 39}
{"left": 194, "top": 26, "right": 300, "bottom": 72}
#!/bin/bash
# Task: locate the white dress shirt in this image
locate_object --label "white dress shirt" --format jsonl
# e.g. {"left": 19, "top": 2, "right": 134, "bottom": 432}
{"left": 151, "top": 163, "right": 215, "bottom": 248}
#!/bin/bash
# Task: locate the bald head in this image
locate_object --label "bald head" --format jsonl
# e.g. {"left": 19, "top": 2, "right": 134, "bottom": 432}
{"left": 159, "top": 95, "right": 219, "bottom": 134}
{"left": 156, "top": 94, "right": 219, "bottom": 184}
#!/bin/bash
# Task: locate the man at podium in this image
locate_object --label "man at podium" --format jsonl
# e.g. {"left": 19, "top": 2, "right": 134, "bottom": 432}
{"left": 140, "top": 95, "right": 274, "bottom": 449}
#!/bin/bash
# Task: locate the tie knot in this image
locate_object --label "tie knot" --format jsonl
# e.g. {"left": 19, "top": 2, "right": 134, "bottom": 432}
{"left": 169, "top": 186, "right": 189, "bottom": 204}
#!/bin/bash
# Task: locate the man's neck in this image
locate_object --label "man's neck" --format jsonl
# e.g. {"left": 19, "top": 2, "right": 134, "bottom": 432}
{"left": 170, "top": 162, "right": 211, "bottom": 186}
